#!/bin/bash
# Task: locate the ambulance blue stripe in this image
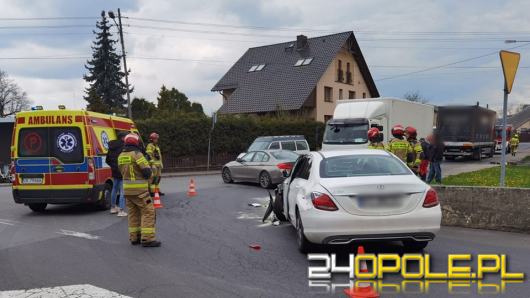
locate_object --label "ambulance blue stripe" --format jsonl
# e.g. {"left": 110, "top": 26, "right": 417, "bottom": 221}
{"left": 17, "top": 159, "right": 50, "bottom": 165}
{"left": 16, "top": 158, "right": 89, "bottom": 173}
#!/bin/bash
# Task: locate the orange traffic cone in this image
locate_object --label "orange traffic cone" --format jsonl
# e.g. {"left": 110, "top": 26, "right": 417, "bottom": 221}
{"left": 187, "top": 178, "right": 197, "bottom": 197}
{"left": 343, "top": 246, "right": 379, "bottom": 298}
{"left": 153, "top": 188, "right": 164, "bottom": 209}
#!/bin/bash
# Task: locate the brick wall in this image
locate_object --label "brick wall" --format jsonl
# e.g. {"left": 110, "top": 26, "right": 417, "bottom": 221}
{"left": 433, "top": 185, "right": 530, "bottom": 233}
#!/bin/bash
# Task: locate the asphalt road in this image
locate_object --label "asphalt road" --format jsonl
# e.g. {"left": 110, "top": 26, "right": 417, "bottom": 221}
{"left": 0, "top": 175, "right": 529, "bottom": 297}
{"left": 441, "top": 143, "right": 530, "bottom": 177}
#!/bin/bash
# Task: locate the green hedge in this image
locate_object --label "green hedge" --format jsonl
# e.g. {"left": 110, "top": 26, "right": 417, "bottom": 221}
{"left": 135, "top": 115, "right": 325, "bottom": 157}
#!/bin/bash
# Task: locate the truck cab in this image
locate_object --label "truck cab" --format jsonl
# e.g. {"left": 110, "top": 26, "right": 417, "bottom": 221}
{"left": 322, "top": 97, "right": 434, "bottom": 151}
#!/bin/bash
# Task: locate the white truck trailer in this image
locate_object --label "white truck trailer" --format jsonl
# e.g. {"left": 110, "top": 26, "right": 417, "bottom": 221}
{"left": 321, "top": 97, "right": 435, "bottom": 151}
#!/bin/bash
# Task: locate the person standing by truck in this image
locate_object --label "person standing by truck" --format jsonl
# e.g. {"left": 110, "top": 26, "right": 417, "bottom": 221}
{"left": 405, "top": 126, "right": 423, "bottom": 174}
{"left": 426, "top": 133, "right": 445, "bottom": 184}
{"left": 386, "top": 125, "right": 413, "bottom": 163}
{"left": 367, "top": 128, "right": 385, "bottom": 149}
{"left": 146, "top": 132, "right": 164, "bottom": 196}
{"left": 106, "top": 131, "right": 128, "bottom": 216}
{"left": 418, "top": 137, "right": 431, "bottom": 181}
{"left": 118, "top": 133, "right": 161, "bottom": 247}
{"left": 510, "top": 133, "right": 520, "bottom": 156}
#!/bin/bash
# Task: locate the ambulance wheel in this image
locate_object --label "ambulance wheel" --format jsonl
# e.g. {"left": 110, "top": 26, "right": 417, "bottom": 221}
{"left": 28, "top": 203, "right": 47, "bottom": 212}
{"left": 97, "top": 183, "right": 112, "bottom": 211}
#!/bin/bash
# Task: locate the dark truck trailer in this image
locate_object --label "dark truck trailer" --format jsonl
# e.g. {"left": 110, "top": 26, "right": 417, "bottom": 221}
{"left": 437, "top": 105, "right": 496, "bottom": 160}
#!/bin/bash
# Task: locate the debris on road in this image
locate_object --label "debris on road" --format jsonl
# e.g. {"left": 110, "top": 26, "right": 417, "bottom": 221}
{"left": 248, "top": 244, "right": 261, "bottom": 250}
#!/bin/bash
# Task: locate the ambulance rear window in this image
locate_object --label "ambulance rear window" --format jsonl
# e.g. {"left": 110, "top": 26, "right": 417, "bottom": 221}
{"left": 18, "top": 127, "right": 84, "bottom": 163}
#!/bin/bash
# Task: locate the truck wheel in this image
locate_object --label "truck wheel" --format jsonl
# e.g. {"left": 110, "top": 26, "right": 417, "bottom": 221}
{"left": 96, "top": 183, "right": 112, "bottom": 211}
{"left": 28, "top": 203, "right": 47, "bottom": 212}
{"left": 472, "top": 149, "right": 482, "bottom": 161}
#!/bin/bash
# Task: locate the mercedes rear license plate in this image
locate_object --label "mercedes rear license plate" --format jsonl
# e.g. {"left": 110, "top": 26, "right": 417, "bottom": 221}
{"left": 358, "top": 196, "right": 401, "bottom": 208}
{"left": 21, "top": 177, "right": 43, "bottom": 184}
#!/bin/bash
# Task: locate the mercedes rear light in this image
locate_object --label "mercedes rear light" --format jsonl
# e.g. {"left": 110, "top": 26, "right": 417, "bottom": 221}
{"left": 311, "top": 192, "right": 338, "bottom": 211}
{"left": 423, "top": 188, "right": 439, "bottom": 208}
{"left": 87, "top": 158, "right": 96, "bottom": 181}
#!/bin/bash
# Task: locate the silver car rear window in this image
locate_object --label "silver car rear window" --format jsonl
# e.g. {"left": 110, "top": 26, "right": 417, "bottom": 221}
{"left": 270, "top": 151, "right": 299, "bottom": 161}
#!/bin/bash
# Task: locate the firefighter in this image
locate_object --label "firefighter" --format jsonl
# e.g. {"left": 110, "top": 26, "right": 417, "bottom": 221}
{"left": 146, "top": 132, "right": 164, "bottom": 196}
{"left": 405, "top": 126, "right": 423, "bottom": 173}
{"left": 510, "top": 133, "right": 520, "bottom": 156}
{"left": 367, "top": 127, "right": 385, "bottom": 149}
{"left": 118, "top": 133, "right": 161, "bottom": 247}
{"left": 386, "top": 124, "right": 413, "bottom": 163}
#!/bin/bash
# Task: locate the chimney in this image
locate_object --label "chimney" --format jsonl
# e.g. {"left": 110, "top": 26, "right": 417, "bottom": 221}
{"left": 296, "top": 35, "right": 308, "bottom": 50}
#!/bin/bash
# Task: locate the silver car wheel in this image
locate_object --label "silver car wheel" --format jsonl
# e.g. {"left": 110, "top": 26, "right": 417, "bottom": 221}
{"left": 222, "top": 168, "right": 233, "bottom": 183}
{"left": 259, "top": 171, "right": 272, "bottom": 189}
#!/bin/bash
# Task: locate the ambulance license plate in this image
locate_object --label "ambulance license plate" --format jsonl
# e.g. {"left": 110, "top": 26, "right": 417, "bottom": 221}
{"left": 22, "top": 178, "right": 43, "bottom": 184}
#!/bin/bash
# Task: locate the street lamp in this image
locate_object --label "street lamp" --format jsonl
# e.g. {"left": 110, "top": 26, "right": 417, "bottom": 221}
{"left": 108, "top": 9, "right": 132, "bottom": 119}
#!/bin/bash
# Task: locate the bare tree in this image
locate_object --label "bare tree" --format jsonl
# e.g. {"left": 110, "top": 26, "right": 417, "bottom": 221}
{"left": 404, "top": 91, "right": 429, "bottom": 104}
{"left": 0, "top": 70, "right": 31, "bottom": 117}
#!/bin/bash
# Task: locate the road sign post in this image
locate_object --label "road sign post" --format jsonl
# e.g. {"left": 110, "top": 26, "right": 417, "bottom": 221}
{"left": 499, "top": 50, "right": 520, "bottom": 186}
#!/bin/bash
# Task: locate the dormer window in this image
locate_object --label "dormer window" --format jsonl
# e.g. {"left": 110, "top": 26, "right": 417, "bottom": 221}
{"left": 294, "top": 57, "right": 313, "bottom": 67}
{"left": 249, "top": 64, "right": 266, "bottom": 72}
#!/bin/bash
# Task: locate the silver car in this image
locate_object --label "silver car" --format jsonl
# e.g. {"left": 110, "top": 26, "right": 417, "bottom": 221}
{"left": 222, "top": 150, "right": 299, "bottom": 188}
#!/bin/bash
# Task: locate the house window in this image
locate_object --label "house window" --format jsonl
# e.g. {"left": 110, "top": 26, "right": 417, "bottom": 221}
{"left": 324, "top": 86, "right": 333, "bottom": 102}
{"left": 294, "top": 57, "right": 313, "bottom": 67}
{"left": 248, "top": 64, "right": 266, "bottom": 72}
{"left": 337, "top": 59, "right": 344, "bottom": 82}
{"left": 362, "top": 92, "right": 367, "bottom": 98}
{"left": 349, "top": 91, "right": 355, "bottom": 99}
{"left": 346, "top": 63, "right": 352, "bottom": 84}
{"left": 339, "top": 89, "right": 343, "bottom": 100}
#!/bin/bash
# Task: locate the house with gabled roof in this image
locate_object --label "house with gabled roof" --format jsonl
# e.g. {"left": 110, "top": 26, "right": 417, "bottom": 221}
{"left": 211, "top": 31, "right": 379, "bottom": 122}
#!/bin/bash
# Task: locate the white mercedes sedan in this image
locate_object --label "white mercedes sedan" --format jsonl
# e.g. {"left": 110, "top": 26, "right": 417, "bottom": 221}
{"left": 275, "top": 150, "right": 441, "bottom": 253}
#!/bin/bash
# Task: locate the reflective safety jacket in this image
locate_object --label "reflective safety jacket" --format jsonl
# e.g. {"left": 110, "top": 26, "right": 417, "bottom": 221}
{"left": 407, "top": 139, "right": 423, "bottom": 168}
{"left": 146, "top": 143, "right": 163, "bottom": 167}
{"left": 118, "top": 148, "right": 152, "bottom": 195}
{"left": 368, "top": 142, "right": 385, "bottom": 150}
{"left": 510, "top": 137, "right": 520, "bottom": 146}
{"left": 386, "top": 138, "right": 413, "bottom": 163}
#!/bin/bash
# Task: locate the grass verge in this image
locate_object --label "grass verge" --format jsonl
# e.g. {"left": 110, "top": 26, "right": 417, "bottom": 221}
{"left": 442, "top": 165, "right": 530, "bottom": 188}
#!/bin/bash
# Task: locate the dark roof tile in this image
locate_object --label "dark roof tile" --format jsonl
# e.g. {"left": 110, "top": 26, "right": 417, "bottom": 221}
{"left": 212, "top": 31, "right": 378, "bottom": 114}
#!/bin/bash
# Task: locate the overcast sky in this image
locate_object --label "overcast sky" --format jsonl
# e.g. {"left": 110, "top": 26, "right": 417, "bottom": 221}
{"left": 1, "top": 0, "right": 529, "bottom": 115}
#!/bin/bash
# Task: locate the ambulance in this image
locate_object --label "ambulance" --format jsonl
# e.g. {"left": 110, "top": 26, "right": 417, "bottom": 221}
{"left": 11, "top": 106, "right": 139, "bottom": 212}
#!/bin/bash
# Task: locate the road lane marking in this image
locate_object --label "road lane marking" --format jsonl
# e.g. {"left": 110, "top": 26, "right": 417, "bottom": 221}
{"left": 0, "top": 221, "right": 14, "bottom": 226}
{"left": 57, "top": 229, "right": 100, "bottom": 240}
{"left": 0, "top": 284, "right": 131, "bottom": 297}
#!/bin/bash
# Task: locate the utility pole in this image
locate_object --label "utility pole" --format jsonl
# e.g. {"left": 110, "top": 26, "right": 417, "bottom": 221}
{"left": 207, "top": 112, "right": 217, "bottom": 172}
{"left": 109, "top": 9, "right": 132, "bottom": 119}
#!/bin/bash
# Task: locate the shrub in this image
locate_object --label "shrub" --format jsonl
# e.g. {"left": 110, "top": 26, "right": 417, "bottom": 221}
{"left": 135, "top": 115, "right": 325, "bottom": 157}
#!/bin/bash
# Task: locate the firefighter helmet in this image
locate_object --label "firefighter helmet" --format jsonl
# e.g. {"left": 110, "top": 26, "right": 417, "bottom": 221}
{"left": 367, "top": 127, "right": 380, "bottom": 142}
{"left": 149, "top": 132, "right": 160, "bottom": 141}
{"left": 405, "top": 126, "right": 417, "bottom": 139}
{"left": 124, "top": 133, "right": 140, "bottom": 146}
{"left": 391, "top": 124, "right": 405, "bottom": 138}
